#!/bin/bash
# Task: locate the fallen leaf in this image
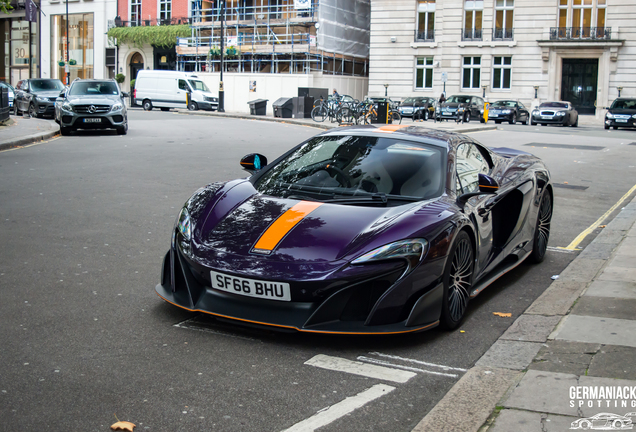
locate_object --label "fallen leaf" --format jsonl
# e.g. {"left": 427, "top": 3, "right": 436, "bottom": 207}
{"left": 598, "top": 225, "right": 606, "bottom": 228}
{"left": 493, "top": 312, "right": 512, "bottom": 318}
{"left": 563, "top": 181, "right": 569, "bottom": 184}
{"left": 111, "top": 421, "right": 136, "bottom": 431}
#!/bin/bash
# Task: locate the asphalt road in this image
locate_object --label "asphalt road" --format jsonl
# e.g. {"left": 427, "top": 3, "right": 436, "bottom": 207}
{"left": 1, "top": 110, "right": 635, "bottom": 431}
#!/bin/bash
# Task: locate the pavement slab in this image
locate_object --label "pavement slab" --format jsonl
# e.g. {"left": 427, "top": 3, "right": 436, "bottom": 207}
{"left": 529, "top": 341, "right": 601, "bottom": 376}
{"left": 500, "top": 315, "right": 563, "bottom": 343}
{"left": 584, "top": 280, "right": 636, "bottom": 299}
{"left": 550, "top": 315, "right": 636, "bottom": 348}
{"left": 587, "top": 345, "right": 636, "bottom": 380}
{"left": 476, "top": 340, "right": 543, "bottom": 370}
{"left": 577, "top": 241, "right": 616, "bottom": 260}
{"left": 503, "top": 370, "right": 580, "bottom": 417}
{"left": 557, "top": 258, "right": 606, "bottom": 283}
{"left": 603, "top": 216, "right": 635, "bottom": 231}
{"left": 589, "top": 229, "right": 631, "bottom": 245}
{"left": 617, "top": 234, "right": 636, "bottom": 251}
{"left": 570, "top": 296, "right": 636, "bottom": 320}
{"left": 524, "top": 281, "right": 587, "bottom": 316}
{"left": 597, "top": 265, "right": 636, "bottom": 283}
{"left": 577, "top": 375, "right": 636, "bottom": 417}
{"left": 489, "top": 409, "right": 577, "bottom": 432}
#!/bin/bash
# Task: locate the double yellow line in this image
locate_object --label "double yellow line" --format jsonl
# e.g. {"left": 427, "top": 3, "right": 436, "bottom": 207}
{"left": 558, "top": 183, "right": 636, "bottom": 251}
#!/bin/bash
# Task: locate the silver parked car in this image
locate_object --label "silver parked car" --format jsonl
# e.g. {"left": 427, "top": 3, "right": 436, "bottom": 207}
{"left": 55, "top": 79, "right": 128, "bottom": 136}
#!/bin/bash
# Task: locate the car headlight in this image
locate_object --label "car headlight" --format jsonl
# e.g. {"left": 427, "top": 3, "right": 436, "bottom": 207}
{"left": 606, "top": 112, "right": 614, "bottom": 119}
{"left": 176, "top": 207, "right": 191, "bottom": 241}
{"left": 61, "top": 102, "right": 73, "bottom": 112}
{"left": 532, "top": 110, "right": 539, "bottom": 116}
{"left": 352, "top": 239, "right": 428, "bottom": 274}
{"left": 36, "top": 96, "right": 48, "bottom": 102}
{"left": 632, "top": 114, "right": 636, "bottom": 119}
{"left": 111, "top": 102, "right": 123, "bottom": 112}
{"left": 501, "top": 109, "right": 511, "bottom": 114}
{"left": 555, "top": 111, "right": 565, "bottom": 116}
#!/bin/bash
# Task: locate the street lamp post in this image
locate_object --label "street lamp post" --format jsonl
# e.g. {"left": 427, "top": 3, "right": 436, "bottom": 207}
{"left": 65, "top": 0, "right": 70, "bottom": 85}
{"left": 218, "top": 0, "right": 225, "bottom": 112}
{"left": 384, "top": 84, "right": 389, "bottom": 97}
{"left": 533, "top": 85, "right": 539, "bottom": 99}
{"left": 617, "top": 86, "right": 623, "bottom": 97}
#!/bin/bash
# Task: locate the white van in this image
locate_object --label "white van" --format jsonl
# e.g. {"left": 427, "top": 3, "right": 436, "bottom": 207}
{"left": 134, "top": 70, "right": 218, "bottom": 111}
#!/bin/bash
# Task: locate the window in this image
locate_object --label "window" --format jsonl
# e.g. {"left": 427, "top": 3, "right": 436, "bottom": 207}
{"left": 494, "top": 0, "right": 514, "bottom": 40}
{"left": 462, "top": 57, "right": 481, "bottom": 89}
{"left": 558, "top": 0, "right": 606, "bottom": 38}
{"left": 51, "top": 13, "right": 94, "bottom": 81}
{"left": 415, "top": 57, "right": 434, "bottom": 89}
{"left": 456, "top": 143, "right": 490, "bottom": 195}
{"left": 130, "top": 0, "right": 141, "bottom": 26}
{"left": 492, "top": 56, "right": 511, "bottom": 90}
{"left": 463, "top": 0, "right": 483, "bottom": 40}
{"left": 159, "top": 0, "right": 172, "bottom": 22}
{"left": 417, "top": 0, "right": 435, "bottom": 41}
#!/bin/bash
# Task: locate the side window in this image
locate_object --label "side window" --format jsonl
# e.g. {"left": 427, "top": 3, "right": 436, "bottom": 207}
{"left": 178, "top": 79, "right": 188, "bottom": 91}
{"left": 456, "top": 143, "right": 491, "bottom": 195}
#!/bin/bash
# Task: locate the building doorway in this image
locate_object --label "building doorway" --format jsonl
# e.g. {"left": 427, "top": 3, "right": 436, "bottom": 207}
{"left": 561, "top": 58, "right": 598, "bottom": 115}
{"left": 130, "top": 52, "right": 144, "bottom": 83}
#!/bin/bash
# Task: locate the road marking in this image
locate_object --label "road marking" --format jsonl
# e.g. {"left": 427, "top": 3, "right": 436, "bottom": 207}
{"left": 173, "top": 319, "right": 258, "bottom": 342}
{"left": 547, "top": 246, "right": 574, "bottom": 253}
{"left": 357, "top": 356, "right": 459, "bottom": 378}
{"left": 368, "top": 352, "right": 468, "bottom": 372}
{"left": 304, "top": 354, "right": 415, "bottom": 383}
{"left": 280, "top": 384, "right": 395, "bottom": 432}
{"left": 559, "top": 183, "right": 636, "bottom": 251}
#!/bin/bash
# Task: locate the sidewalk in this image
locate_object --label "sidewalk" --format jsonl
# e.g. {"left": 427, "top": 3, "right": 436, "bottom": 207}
{"left": 0, "top": 114, "right": 59, "bottom": 151}
{"left": 413, "top": 196, "right": 636, "bottom": 432}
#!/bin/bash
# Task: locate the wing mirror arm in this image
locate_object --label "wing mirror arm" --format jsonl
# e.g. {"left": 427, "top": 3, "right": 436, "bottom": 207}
{"left": 456, "top": 173, "right": 499, "bottom": 209}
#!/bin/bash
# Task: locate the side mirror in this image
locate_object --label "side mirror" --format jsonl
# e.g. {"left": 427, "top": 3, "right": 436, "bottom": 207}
{"left": 122, "top": 91, "right": 129, "bottom": 98}
{"left": 240, "top": 153, "right": 267, "bottom": 174}
{"left": 457, "top": 174, "right": 499, "bottom": 207}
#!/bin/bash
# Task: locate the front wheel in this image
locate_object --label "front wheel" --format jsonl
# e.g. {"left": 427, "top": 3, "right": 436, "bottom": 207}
{"left": 143, "top": 100, "right": 153, "bottom": 111}
{"left": 509, "top": 113, "right": 517, "bottom": 125}
{"left": 464, "top": 112, "right": 471, "bottom": 123}
{"left": 571, "top": 116, "right": 578, "bottom": 127}
{"left": 604, "top": 123, "right": 610, "bottom": 130}
{"left": 187, "top": 101, "right": 198, "bottom": 111}
{"left": 336, "top": 107, "right": 354, "bottom": 124}
{"left": 440, "top": 231, "right": 474, "bottom": 330}
{"left": 529, "top": 191, "right": 552, "bottom": 263}
{"left": 311, "top": 105, "right": 327, "bottom": 122}
{"left": 60, "top": 126, "right": 72, "bottom": 136}
{"left": 28, "top": 104, "right": 38, "bottom": 118}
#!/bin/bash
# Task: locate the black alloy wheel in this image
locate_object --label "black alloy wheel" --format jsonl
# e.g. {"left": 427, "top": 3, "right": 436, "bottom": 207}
{"left": 440, "top": 231, "right": 474, "bottom": 329}
{"left": 28, "top": 104, "right": 38, "bottom": 118}
{"left": 529, "top": 191, "right": 552, "bottom": 263}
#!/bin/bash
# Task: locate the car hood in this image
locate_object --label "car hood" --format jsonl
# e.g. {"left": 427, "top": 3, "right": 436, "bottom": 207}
{"left": 440, "top": 102, "right": 465, "bottom": 108}
{"left": 190, "top": 180, "right": 447, "bottom": 265}
{"left": 608, "top": 108, "right": 636, "bottom": 115}
{"left": 401, "top": 101, "right": 425, "bottom": 107}
{"left": 67, "top": 95, "right": 121, "bottom": 105}
{"left": 34, "top": 90, "right": 63, "bottom": 98}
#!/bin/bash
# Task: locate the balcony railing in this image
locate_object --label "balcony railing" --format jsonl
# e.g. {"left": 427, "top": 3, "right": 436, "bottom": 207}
{"left": 115, "top": 16, "right": 194, "bottom": 27}
{"left": 492, "top": 27, "right": 514, "bottom": 41}
{"left": 414, "top": 29, "right": 435, "bottom": 42}
{"left": 549, "top": 27, "right": 611, "bottom": 40}
{"left": 462, "top": 28, "right": 482, "bottom": 41}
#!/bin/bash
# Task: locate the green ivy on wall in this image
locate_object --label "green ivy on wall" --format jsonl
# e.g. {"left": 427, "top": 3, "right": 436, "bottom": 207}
{"left": 107, "top": 25, "right": 191, "bottom": 48}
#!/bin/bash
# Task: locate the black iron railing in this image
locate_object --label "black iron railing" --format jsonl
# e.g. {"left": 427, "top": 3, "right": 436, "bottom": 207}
{"left": 462, "top": 28, "right": 483, "bottom": 41}
{"left": 492, "top": 27, "right": 514, "bottom": 41}
{"left": 549, "top": 27, "right": 611, "bottom": 40}
{"left": 415, "top": 29, "right": 435, "bottom": 42}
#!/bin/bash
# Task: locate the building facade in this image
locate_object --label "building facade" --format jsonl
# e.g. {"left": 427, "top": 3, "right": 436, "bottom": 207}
{"left": 369, "top": 0, "right": 634, "bottom": 117}
{"left": 1, "top": 0, "right": 40, "bottom": 85}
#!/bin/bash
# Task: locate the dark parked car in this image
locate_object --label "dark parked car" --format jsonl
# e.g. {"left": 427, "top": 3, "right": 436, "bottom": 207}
{"left": 156, "top": 125, "right": 553, "bottom": 334}
{"left": 487, "top": 100, "right": 530, "bottom": 125}
{"left": 399, "top": 97, "right": 436, "bottom": 120}
{"left": 54, "top": 79, "right": 128, "bottom": 136}
{"left": 14, "top": 78, "right": 65, "bottom": 118}
{"left": 436, "top": 95, "right": 486, "bottom": 123}
{"left": 0, "top": 82, "right": 15, "bottom": 108}
{"left": 604, "top": 98, "right": 636, "bottom": 130}
{"left": 531, "top": 101, "right": 578, "bottom": 127}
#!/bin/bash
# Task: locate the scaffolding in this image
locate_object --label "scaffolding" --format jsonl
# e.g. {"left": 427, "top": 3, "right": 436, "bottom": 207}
{"left": 175, "top": 0, "right": 370, "bottom": 76}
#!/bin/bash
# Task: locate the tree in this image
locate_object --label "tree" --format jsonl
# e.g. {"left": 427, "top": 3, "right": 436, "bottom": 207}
{"left": 1, "top": 0, "right": 13, "bottom": 13}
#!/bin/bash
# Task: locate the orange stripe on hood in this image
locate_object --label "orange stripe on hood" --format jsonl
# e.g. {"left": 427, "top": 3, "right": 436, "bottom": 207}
{"left": 253, "top": 201, "right": 323, "bottom": 253}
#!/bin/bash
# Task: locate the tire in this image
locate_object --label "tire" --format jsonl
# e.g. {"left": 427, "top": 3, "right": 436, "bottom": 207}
{"left": 541, "top": 123, "right": 546, "bottom": 126}
{"left": 311, "top": 105, "right": 327, "bottom": 122}
{"left": 464, "top": 112, "right": 470, "bottom": 123}
{"left": 160, "top": 107, "right": 170, "bottom": 112}
{"left": 117, "top": 121, "right": 128, "bottom": 135}
{"left": 613, "top": 126, "right": 618, "bottom": 130}
{"left": 604, "top": 123, "right": 610, "bottom": 130}
{"left": 14, "top": 104, "right": 20, "bottom": 116}
{"left": 523, "top": 116, "right": 529, "bottom": 125}
{"left": 142, "top": 100, "right": 153, "bottom": 111}
{"left": 440, "top": 231, "right": 474, "bottom": 330}
{"left": 509, "top": 113, "right": 516, "bottom": 125}
{"left": 336, "top": 107, "right": 354, "bottom": 124}
{"left": 480, "top": 116, "right": 485, "bottom": 123}
{"left": 390, "top": 111, "right": 401, "bottom": 124}
{"left": 495, "top": 120, "right": 501, "bottom": 124}
{"left": 424, "top": 110, "right": 429, "bottom": 121}
{"left": 572, "top": 116, "right": 578, "bottom": 127}
{"left": 28, "top": 104, "right": 38, "bottom": 118}
{"left": 187, "top": 101, "right": 198, "bottom": 111}
{"left": 531, "top": 120, "right": 537, "bottom": 126}
{"left": 60, "top": 126, "right": 72, "bottom": 136}
{"left": 529, "top": 190, "right": 552, "bottom": 263}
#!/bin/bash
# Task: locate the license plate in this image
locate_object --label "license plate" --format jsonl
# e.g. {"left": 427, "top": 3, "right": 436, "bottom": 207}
{"left": 210, "top": 270, "right": 291, "bottom": 301}
{"left": 616, "top": 119, "right": 628, "bottom": 123}
{"left": 490, "top": 114, "right": 498, "bottom": 117}
{"left": 83, "top": 118, "right": 101, "bottom": 123}
{"left": 541, "top": 116, "right": 552, "bottom": 119}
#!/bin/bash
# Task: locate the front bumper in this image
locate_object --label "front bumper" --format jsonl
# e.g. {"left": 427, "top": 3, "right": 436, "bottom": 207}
{"left": 59, "top": 111, "right": 127, "bottom": 130}
{"left": 532, "top": 115, "right": 568, "bottom": 125}
{"left": 436, "top": 111, "right": 460, "bottom": 120}
{"left": 605, "top": 117, "right": 636, "bottom": 128}
{"left": 155, "top": 246, "right": 444, "bottom": 334}
{"left": 488, "top": 112, "right": 513, "bottom": 122}
{"left": 197, "top": 100, "right": 218, "bottom": 111}
{"left": 35, "top": 101, "right": 56, "bottom": 117}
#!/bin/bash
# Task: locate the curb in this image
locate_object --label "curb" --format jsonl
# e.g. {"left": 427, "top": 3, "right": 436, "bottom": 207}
{"left": 411, "top": 195, "right": 636, "bottom": 432}
{"left": 0, "top": 118, "right": 60, "bottom": 151}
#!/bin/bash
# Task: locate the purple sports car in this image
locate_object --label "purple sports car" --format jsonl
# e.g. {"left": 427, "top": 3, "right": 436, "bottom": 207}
{"left": 156, "top": 124, "right": 552, "bottom": 334}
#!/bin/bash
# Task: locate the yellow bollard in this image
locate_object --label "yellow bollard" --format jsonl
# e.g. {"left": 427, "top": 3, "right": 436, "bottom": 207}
{"left": 483, "top": 102, "right": 489, "bottom": 123}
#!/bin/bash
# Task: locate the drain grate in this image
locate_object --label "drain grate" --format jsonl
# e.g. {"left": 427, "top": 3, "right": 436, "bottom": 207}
{"left": 524, "top": 143, "right": 605, "bottom": 151}
{"left": 553, "top": 183, "right": 589, "bottom": 190}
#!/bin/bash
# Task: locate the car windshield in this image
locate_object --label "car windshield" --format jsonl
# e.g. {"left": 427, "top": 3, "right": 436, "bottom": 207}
{"left": 446, "top": 96, "right": 472, "bottom": 104}
{"left": 188, "top": 79, "right": 209, "bottom": 92}
{"left": 610, "top": 99, "right": 636, "bottom": 110}
{"left": 30, "top": 79, "right": 64, "bottom": 92}
{"left": 491, "top": 101, "right": 516, "bottom": 108}
{"left": 69, "top": 81, "right": 119, "bottom": 96}
{"left": 255, "top": 135, "right": 445, "bottom": 203}
{"left": 403, "top": 98, "right": 423, "bottom": 104}
{"left": 540, "top": 102, "right": 568, "bottom": 109}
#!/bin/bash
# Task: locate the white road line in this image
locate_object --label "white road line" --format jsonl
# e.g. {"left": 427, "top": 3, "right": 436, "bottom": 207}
{"left": 304, "top": 354, "right": 416, "bottom": 383}
{"left": 357, "top": 356, "right": 459, "bottom": 378}
{"left": 280, "top": 384, "right": 395, "bottom": 432}
{"left": 369, "top": 352, "right": 468, "bottom": 372}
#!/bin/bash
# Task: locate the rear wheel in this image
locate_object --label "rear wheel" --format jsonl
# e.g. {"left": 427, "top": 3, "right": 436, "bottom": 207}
{"left": 336, "top": 107, "right": 354, "bottom": 124}
{"left": 440, "top": 231, "right": 474, "bottom": 330}
{"left": 529, "top": 191, "right": 552, "bottom": 263}
{"left": 390, "top": 111, "right": 401, "bottom": 124}
{"left": 143, "top": 100, "right": 153, "bottom": 111}
{"left": 311, "top": 105, "right": 327, "bottom": 122}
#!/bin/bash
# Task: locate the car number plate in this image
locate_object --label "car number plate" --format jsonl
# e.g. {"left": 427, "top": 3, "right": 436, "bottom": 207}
{"left": 210, "top": 271, "right": 291, "bottom": 301}
{"left": 490, "top": 114, "right": 498, "bottom": 117}
{"left": 616, "top": 119, "right": 628, "bottom": 123}
{"left": 84, "top": 118, "right": 101, "bottom": 123}
{"left": 541, "top": 115, "right": 552, "bottom": 119}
